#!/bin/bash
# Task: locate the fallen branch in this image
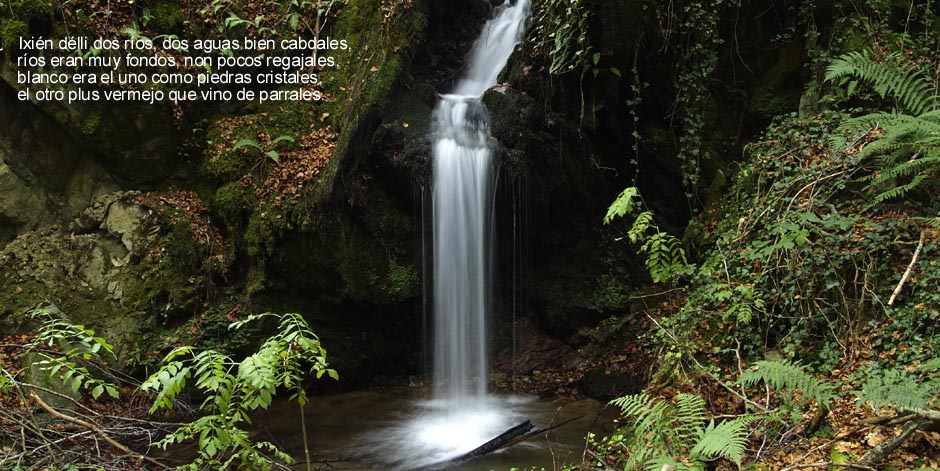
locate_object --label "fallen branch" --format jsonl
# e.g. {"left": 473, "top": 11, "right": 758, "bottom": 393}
{"left": 860, "top": 412, "right": 916, "bottom": 426}
{"left": 495, "top": 415, "right": 581, "bottom": 451}
{"left": 888, "top": 230, "right": 925, "bottom": 306}
{"left": 849, "top": 419, "right": 926, "bottom": 470}
{"left": 30, "top": 392, "right": 171, "bottom": 470}
{"left": 408, "top": 416, "right": 582, "bottom": 471}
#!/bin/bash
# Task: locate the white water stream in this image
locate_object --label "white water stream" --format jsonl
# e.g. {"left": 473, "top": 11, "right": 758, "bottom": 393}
{"left": 375, "top": 1, "right": 531, "bottom": 467}
{"left": 432, "top": 0, "right": 528, "bottom": 404}
{"left": 349, "top": 3, "right": 530, "bottom": 467}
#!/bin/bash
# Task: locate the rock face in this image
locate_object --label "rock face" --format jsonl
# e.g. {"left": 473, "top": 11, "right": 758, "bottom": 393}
{"left": 0, "top": 193, "right": 151, "bottom": 359}
{"left": 0, "top": 160, "right": 52, "bottom": 243}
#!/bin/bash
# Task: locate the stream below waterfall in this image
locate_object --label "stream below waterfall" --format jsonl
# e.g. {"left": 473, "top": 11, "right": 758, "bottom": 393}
{"left": 253, "top": 390, "right": 610, "bottom": 470}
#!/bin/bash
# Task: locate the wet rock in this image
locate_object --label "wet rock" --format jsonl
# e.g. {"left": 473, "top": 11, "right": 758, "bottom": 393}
{"left": 0, "top": 160, "right": 52, "bottom": 245}
{"left": 578, "top": 365, "right": 644, "bottom": 400}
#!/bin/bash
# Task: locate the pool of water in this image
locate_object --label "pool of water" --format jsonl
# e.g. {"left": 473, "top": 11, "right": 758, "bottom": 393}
{"left": 253, "top": 388, "right": 609, "bottom": 471}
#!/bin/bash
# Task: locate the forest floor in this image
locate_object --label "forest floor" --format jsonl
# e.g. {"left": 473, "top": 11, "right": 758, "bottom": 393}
{"left": 3, "top": 313, "right": 940, "bottom": 470}
{"left": 487, "top": 299, "right": 940, "bottom": 471}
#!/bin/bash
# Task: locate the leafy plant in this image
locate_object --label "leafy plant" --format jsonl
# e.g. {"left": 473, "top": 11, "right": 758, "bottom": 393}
{"left": 739, "top": 360, "right": 836, "bottom": 413}
{"left": 826, "top": 51, "right": 937, "bottom": 116}
{"left": 232, "top": 135, "right": 294, "bottom": 164}
{"left": 827, "top": 50, "right": 940, "bottom": 204}
{"left": 140, "top": 312, "right": 337, "bottom": 471}
{"left": 601, "top": 392, "right": 755, "bottom": 470}
{"left": 605, "top": 187, "right": 694, "bottom": 284}
{"left": 532, "top": 0, "right": 591, "bottom": 75}
{"left": 26, "top": 307, "right": 120, "bottom": 400}
{"left": 230, "top": 134, "right": 296, "bottom": 182}
{"left": 855, "top": 359, "right": 939, "bottom": 414}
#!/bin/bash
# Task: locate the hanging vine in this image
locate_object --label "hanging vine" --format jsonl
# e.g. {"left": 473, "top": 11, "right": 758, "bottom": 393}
{"left": 531, "top": 0, "right": 592, "bottom": 75}
{"left": 672, "top": 1, "right": 728, "bottom": 200}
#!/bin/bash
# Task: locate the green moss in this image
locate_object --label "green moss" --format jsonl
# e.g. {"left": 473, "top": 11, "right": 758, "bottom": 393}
{"left": 133, "top": 216, "right": 210, "bottom": 318}
{"left": 387, "top": 259, "right": 418, "bottom": 301}
{"left": 245, "top": 210, "right": 286, "bottom": 257}
{"left": 256, "top": 100, "right": 318, "bottom": 139}
{"left": 144, "top": 0, "right": 187, "bottom": 35}
{"left": 10, "top": 0, "right": 54, "bottom": 18}
{"left": 79, "top": 108, "right": 104, "bottom": 135}
{"left": 592, "top": 274, "right": 627, "bottom": 311}
{"left": 0, "top": 0, "right": 53, "bottom": 49}
{"left": 202, "top": 131, "right": 255, "bottom": 182}
{"left": 214, "top": 181, "right": 257, "bottom": 232}
{"left": 0, "top": 19, "right": 29, "bottom": 50}
{"left": 244, "top": 199, "right": 307, "bottom": 257}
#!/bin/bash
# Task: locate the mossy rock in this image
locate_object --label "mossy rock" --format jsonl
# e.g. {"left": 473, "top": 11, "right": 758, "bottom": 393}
{"left": 141, "top": 0, "right": 187, "bottom": 35}
{"left": 0, "top": 19, "right": 29, "bottom": 50}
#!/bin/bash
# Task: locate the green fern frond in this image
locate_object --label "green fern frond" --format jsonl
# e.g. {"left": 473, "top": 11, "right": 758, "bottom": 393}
{"left": 690, "top": 415, "right": 757, "bottom": 467}
{"left": 675, "top": 393, "right": 708, "bottom": 443}
{"left": 856, "top": 368, "right": 933, "bottom": 412}
{"left": 873, "top": 174, "right": 929, "bottom": 203}
{"left": 837, "top": 109, "right": 940, "bottom": 202}
{"left": 826, "top": 51, "right": 937, "bottom": 115}
{"left": 739, "top": 360, "right": 835, "bottom": 410}
{"left": 610, "top": 392, "right": 658, "bottom": 418}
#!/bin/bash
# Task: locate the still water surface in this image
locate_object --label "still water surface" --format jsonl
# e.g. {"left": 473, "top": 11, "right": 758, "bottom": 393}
{"left": 255, "top": 389, "right": 609, "bottom": 470}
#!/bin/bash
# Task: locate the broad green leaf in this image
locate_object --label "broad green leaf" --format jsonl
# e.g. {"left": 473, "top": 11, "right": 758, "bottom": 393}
{"left": 604, "top": 187, "right": 640, "bottom": 224}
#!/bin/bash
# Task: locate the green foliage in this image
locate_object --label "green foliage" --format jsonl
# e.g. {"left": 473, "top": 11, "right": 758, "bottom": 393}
{"left": 0, "top": 0, "right": 53, "bottom": 48}
{"left": 0, "top": 18, "right": 28, "bottom": 49}
{"left": 664, "top": 108, "right": 939, "bottom": 367}
{"left": 842, "top": 110, "right": 940, "bottom": 203}
{"left": 592, "top": 274, "right": 627, "bottom": 311}
{"left": 604, "top": 187, "right": 639, "bottom": 225}
{"left": 690, "top": 417, "right": 757, "bottom": 468}
{"left": 387, "top": 258, "right": 418, "bottom": 300}
{"left": 828, "top": 49, "right": 940, "bottom": 204}
{"left": 232, "top": 135, "right": 295, "bottom": 165}
{"left": 739, "top": 360, "right": 835, "bottom": 412}
{"left": 854, "top": 360, "right": 939, "bottom": 414}
{"left": 672, "top": 2, "right": 728, "bottom": 196}
{"left": 606, "top": 187, "right": 694, "bottom": 284}
{"left": 140, "top": 312, "right": 337, "bottom": 470}
{"left": 825, "top": 51, "right": 937, "bottom": 116}
{"left": 532, "top": 0, "right": 591, "bottom": 75}
{"left": 602, "top": 392, "right": 754, "bottom": 470}
{"left": 26, "top": 307, "right": 120, "bottom": 400}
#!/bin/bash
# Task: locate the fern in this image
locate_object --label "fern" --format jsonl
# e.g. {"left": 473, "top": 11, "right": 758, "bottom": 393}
{"left": 691, "top": 416, "right": 757, "bottom": 467}
{"left": 607, "top": 393, "right": 753, "bottom": 470}
{"left": 828, "top": 52, "right": 940, "bottom": 203}
{"left": 856, "top": 366, "right": 937, "bottom": 413}
{"left": 675, "top": 393, "right": 708, "bottom": 444}
{"left": 27, "top": 307, "right": 121, "bottom": 400}
{"left": 140, "top": 312, "right": 336, "bottom": 470}
{"left": 825, "top": 51, "right": 937, "bottom": 115}
{"left": 739, "top": 360, "right": 835, "bottom": 411}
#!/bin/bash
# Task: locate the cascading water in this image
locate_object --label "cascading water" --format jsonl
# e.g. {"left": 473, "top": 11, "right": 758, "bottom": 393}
{"left": 357, "top": 2, "right": 530, "bottom": 468}
{"left": 432, "top": 0, "right": 529, "bottom": 405}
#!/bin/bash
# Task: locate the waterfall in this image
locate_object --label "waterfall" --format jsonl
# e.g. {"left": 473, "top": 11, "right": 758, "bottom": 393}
{"left": 432, "top": 0, "right": 529, "bottom": 404}
{"left": 356, "top": 4, "right": 531, "bottom": 467}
